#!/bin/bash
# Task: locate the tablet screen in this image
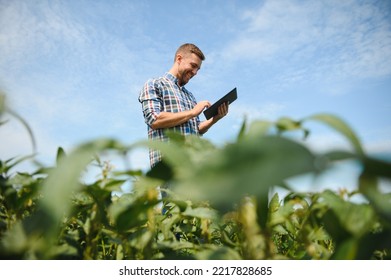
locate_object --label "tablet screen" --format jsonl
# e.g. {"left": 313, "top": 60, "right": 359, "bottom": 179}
{"left": 203, "top": 88, "right": 237, "bottom": 120}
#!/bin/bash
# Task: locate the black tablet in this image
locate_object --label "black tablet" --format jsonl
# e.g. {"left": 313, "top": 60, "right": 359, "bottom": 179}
{"left": 203, "top": 87, "right": 237, "bottom": 120}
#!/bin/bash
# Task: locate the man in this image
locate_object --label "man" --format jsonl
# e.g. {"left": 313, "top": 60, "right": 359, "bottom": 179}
{"left": 138, "top": 43, "right": 229, "bottom": 169}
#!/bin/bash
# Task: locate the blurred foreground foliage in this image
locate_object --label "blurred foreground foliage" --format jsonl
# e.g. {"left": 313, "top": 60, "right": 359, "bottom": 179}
{"left": 1, "top": 92, "right": 390, "bottom": 260}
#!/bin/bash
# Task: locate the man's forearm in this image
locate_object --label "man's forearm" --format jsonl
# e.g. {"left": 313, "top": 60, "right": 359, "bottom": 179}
{"left": 151, "top": 111, "right": 195, "bottom": 129}
{"left": 151, "top": 101, "right": 211, "bottom": 130}
{"left": 199, "top": 102, "right": 228, "bottom": 134}
{"left": 198, "top": 118, "right": 217, "bottom": 134}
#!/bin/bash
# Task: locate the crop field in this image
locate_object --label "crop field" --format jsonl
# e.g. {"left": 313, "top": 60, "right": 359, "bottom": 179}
{"left": 1, "top": 92, "right": 390, "bottom": 260}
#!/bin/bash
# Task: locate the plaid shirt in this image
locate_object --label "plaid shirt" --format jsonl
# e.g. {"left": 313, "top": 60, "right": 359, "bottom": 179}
{"left": 138, "top": 72, "right": 200, "bottom": 167}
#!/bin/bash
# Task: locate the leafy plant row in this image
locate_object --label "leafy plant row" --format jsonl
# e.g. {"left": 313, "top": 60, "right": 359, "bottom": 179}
{"left": 1, "top": 92, "right": 390, "bottom": 259}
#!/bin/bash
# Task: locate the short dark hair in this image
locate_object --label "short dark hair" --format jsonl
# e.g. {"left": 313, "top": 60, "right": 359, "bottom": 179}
{"left": 174, "top": 43, "right": 205, "bottom": 62}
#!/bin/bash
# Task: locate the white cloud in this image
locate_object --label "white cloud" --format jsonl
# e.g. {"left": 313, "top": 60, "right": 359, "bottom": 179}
{"left": 0, "top": 1, "right": 88, "bottom": 68}
{"left": 231, "top": 102, "right": 286, "bottom": 122}
{"left": 221, "top": 0, "right": 391, "bottom": 81}
{"left": 0, "top": 1, "right": 151, "bottom": 158}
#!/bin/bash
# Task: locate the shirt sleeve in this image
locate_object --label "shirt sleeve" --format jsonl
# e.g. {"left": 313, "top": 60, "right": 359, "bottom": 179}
{"left": 138, "top": 79, "right": 162, "bottom": 127}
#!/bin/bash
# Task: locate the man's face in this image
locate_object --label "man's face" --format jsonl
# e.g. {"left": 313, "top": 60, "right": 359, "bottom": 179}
{"left": 177, "top": 53, "right": 202, "bottom": 86}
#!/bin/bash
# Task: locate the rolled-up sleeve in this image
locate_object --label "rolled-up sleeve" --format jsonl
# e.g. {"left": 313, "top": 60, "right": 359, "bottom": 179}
{"left": 138, "top": 80, "right": 162, "bottom": 127}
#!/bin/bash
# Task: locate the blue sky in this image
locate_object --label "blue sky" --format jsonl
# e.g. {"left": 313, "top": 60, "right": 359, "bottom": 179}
{"left": 1, "top": 0, "right": 390, "bottom": 194}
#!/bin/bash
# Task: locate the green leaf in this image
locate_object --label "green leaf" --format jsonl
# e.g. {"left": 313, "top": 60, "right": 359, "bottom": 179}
{"left": 182, "top": 207, "right": 218, "bottom": 220}
{"left": 319, "top": 190, "right": 376, "bottom": 238}
{"left": 269, "top": 192, "right": 280, "bottom": 213}
{"left": 56, "top": 147, "right": 66, "bottom": 165}
{"left": 195, "top": 246, "right": 242, "bottom": 260}
{"left": 362, "top": 156, "right": 391, "bottom": 179}
{"left": 38, "top": 139, "right": 128, "bottom": 237}
{"left": 246, "top": 120, "right": 273, "bottom": 138}
{"left": 305, "top": 113, "right": 364, "bottom": 156}
{"left": 0, "top": 221, "right": 29, "bottom": 255}
{"left": 108, "top": 193, "right": 157, "bottom": 232}
{"left": 1, "top": 155, "right": 35, "bottom": 175}
{"left": 139, "top": 139, "right": 192, "bottom": 176}
{"left": 322, "top": 150, "right": 357, "bottom": 162}
{"left": 146, "top": 160, "right": 173, "bottom": 181}
{"left": 0, "top": 92, "right": 5, "bottom": 115}
{"left": 276, "top": 117, "right": 301, "bottom": 131}
{"left": 359, "top": 172, "right": 391, "bottom": 224}
{"left": 172, "top": 135, "right": 317, "bottom": 208}
{"left": 113, "top": 169, "right": 143, "bottom": 177}
{"left": 237, "top": 117, "right": 247, "bottom": 141}
{"left": 331, "top": 238, "right": 358, "bottom": 260}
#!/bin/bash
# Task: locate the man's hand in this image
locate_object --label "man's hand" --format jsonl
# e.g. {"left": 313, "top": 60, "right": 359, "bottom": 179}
{"left": 191, "top": 100, "right": 211, "bottom": 117}
{"left": 213, "top": 102, "right": 229, "bottom": 121}
{"left": 198, "top": 102, "right": 229, "bottom": 134}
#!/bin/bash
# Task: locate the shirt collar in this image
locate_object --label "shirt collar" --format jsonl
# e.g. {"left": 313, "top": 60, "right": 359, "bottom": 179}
{"left": 164, "top": 72, "right": 184, "bottom": 89}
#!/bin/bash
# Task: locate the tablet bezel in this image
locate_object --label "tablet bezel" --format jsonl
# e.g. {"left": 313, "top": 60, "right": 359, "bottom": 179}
{"left": 203, "top": 87, "right": 237, "bottom": 120}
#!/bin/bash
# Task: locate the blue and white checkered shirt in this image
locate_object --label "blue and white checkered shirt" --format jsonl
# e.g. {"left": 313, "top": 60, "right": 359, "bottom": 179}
{"left": 138, "top": 72, "right": 200, "bottom": 167}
